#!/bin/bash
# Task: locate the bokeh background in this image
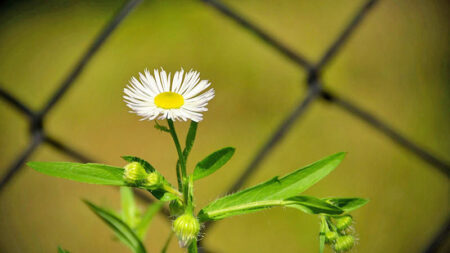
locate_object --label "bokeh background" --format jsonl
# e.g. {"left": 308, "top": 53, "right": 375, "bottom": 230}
{"left": 0, "top": 0, "right": 449, "bottom": 252}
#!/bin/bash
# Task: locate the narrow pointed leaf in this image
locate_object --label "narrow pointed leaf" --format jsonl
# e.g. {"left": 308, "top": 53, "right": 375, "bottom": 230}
{"left": 193, "top": 147, "right": 235, "bottom": 181}
{"left": 28, "top": 162, "right": 125, "bottom": 185}
{"left": 84, "top": 200, "right": 146, "bottom": 253}
{"left": 285, "top": 196, "right": 343, "bottom": 215}
{"left": 135, "top": 201, "right": 164, "bottom": 239}
{"left": 183, "top": 121, "right": 198, "bottom": 159}
{"left": 323, "top": 197, "right": 369, "bottom": 212}
{"left": 198, "top": 152, "right": 346, "bottom": 221}
{"left": 121, "top": 187, "right": 137, "bottom": 227}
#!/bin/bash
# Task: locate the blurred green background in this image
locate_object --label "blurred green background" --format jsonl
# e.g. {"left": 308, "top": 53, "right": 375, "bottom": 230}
{"left": 0, "top": 0, "right": 449, "bottom": 252}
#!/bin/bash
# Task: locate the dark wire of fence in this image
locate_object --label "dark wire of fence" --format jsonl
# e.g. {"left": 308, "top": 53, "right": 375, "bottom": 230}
{"left": 0, "top": 0, "right": 174, "bottom": 217}
{"left": 424, "top": 218, "right": 450, "bottom": 253}
{"left": 39, "top": 0, "right": 143, "bottom": 117}
{"left": 197, "top": 0, "right": 449, "bottom": 251}
{"left": 0, "top": 0, "right": 449, "bottom": 252}
{"left": 0, "top": 0, "right": 142, "bottom": 192}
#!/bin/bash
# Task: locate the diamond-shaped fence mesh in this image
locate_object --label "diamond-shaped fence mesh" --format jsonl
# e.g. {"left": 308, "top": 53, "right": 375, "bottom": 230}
{"left": 0, "top": 0, "right": 448, "bottom": 252}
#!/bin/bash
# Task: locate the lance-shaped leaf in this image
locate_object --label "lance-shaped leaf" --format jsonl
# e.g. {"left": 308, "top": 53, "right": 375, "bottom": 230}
{"left": 135, "top": 201, "right": 164, "bottom": 239}
{"left": 121, "top": 187, "right": 137, "bottom": 228}
{"left": 285, "top": 196, "right": 343, "bottom": 215}
{"left": 193, "top": 147, "right": 235, "bottom": 181}
{"left": 323, "top": 197, "right": 369, "bottom": 212}
{"left": 183, "top": 121, "right": 198, "bottom": 159}
{"left": 84, "top": 200, "right": 146, "bottom": 253}
{"left": 198, "top": 152, "right": 346, "bottom": 221}
{"left": 199, "top": 195, "right": 343, "bottom": 221}
{"left": 28, "top": 162, "right": 125, "bottom": 186}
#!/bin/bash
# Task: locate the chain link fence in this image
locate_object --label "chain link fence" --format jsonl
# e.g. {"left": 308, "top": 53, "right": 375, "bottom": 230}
{"left": 0, "top": 0, "right": 448, "bottom": 252}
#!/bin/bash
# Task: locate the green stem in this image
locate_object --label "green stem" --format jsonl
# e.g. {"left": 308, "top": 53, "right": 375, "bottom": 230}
{"left": 175, "top": 162, "right": 182, "bottom": 190}
{"left": 161, "top": 231, "right": 174, "bottom": 253}
{"left": 187, "top": 239, "right": 198, "bottom": 253}
{"left": 167, "top": 119, "right": 187, "bottom": 181}
{"left": 162, "top": 184, "right": 183, "bottom": 199}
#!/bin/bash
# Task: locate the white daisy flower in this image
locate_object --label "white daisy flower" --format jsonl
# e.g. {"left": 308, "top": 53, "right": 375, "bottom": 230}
{"left": 124, "top": 68, "right": 215, "bottom": 122}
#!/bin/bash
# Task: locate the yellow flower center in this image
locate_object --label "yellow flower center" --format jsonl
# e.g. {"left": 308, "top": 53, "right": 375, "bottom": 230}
{"left": 154, "top": 92, "right": 184, "bottom": 109}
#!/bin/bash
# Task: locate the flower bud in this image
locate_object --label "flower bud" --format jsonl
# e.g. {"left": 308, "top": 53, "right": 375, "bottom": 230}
{"left": 325, "top": 231, "right": 338, "bottom": 243}
{"left": 335, "top": 215, "right": 353, "bottom": 231}
{"left": 173, "top": 213, "right": 200, "bottom": 247}
{"left": 124, "top": 162, "right": 148, "bottom": 185}
{"left": 333, "top": 235, "right": 354, "bottom": 252}
{"left": 145, "top": 172, "right": 162, "bottom": 189}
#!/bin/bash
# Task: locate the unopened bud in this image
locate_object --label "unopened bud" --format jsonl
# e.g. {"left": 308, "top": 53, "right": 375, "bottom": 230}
{"left": 333, "top": 235, "right": 354, "bottom": 252}
{"left": 325, "top": 231, "right": 338, "bottom": 243}
{"left": 145, "top": 172, "right": 162, "bottom": 189}
{"left": 124, "top": 162, "right": 148, "bottom": 185}
{"left": 335, "top": 215, "right": 353, "bottom": 231}
{"left": 173, "top": 213, "right": 200, "bottom": 247}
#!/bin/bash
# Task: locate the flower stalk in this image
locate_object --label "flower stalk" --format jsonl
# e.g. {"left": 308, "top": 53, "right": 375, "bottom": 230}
{"left": 167, "top": 119, "right": 187, "bottom": 181}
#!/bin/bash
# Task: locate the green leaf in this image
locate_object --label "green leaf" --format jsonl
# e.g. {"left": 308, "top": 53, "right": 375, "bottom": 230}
{"left": 158, "top": 192, "right": 178, "bottom": 202}
{"left": 285, "top": 196, "right": 343, "bottom": 215}
{"left": 324, "top": 197, "right": 369, "bottom": 212}
{"left": 183, "top": 121, "right": 198, "bottom": 159}
{"left": 28, "top": 162, "right": 125, "bottom": 186}
{"left": 122, "top": 156, "right": 156, "bottom": 173}
{"left": 57, "top": 246, "right": 70, "bottom": 253}
{"left": 135, "top": 201, "right": 164, "bottom": 239}
{"left": 193, "top": 147, "right": 235, "bottom": 181}
{"left": 84, "top": 200, "right": 146, "bottom": 253}
{"left": 121, "top": 187, "right": 137, "bottom": 227}
{"left": 198, "top": 152, "right": 346, "bottom": 221}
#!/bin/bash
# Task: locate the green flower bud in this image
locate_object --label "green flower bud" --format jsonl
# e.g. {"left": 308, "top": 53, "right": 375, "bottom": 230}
{"left": 173, "top": 213, "right": 200, "bottom": 247}
{"left": 124, "top": 162, "right": 148, "bottom": 185}
{"left": 335, "top": 215, "right": 353, "bottom": 231}
{"left": 145, "top": 172, "right": 162, "bottom": 189}
{"left": 325, "top": 231, "right": 338, "bottom": 243}
{"left": 333, "top": 235, "right": 354, "bottom": 252}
